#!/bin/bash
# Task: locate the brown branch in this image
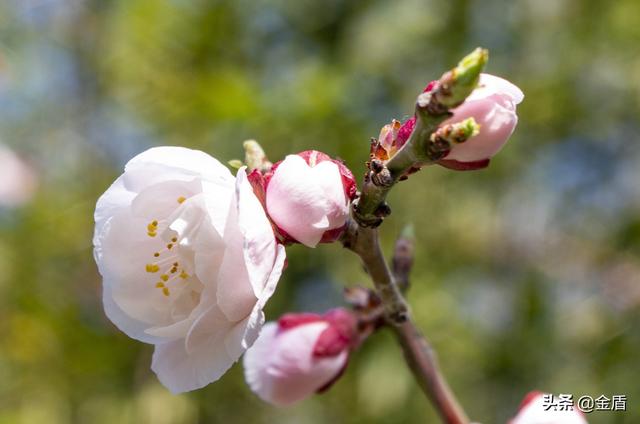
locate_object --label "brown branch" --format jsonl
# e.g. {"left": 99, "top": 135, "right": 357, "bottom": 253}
{"left": 342, "top": 222, "right": 470, "bottom": 424}
{"left": 393, "top": 321, "right": 470, "bottom": 424}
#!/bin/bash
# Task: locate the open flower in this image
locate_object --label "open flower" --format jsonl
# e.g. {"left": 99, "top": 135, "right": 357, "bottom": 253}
{"left": 93, "top": 146, "right": 286, "bottom": 393}
{"left": 263, "top": 150, "right": 357, "bottom": 247}
{"left": 243, "top": 308, "right": 356, "bottom": 406}
{"left": 398, "top": 74, "right": 523, "bottom": 170}
{"left": 510, "top": 392, "right": 588, "bottom": 424}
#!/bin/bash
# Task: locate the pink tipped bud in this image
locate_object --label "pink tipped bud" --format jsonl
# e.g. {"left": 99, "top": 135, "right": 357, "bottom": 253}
{"left": 510, "top": 392, "right": 588, "bottom": 424}
{"left": 243, "top": 308, "right": 357, "bottom": 407}
{"left": 263, "top": 150, "right": 357, "bottom": 247}
{"left": 439, "top": 73, "right": 523, "bottom": 169}
{"left": 397, "top": 74, "right": 522, "bottom": 170}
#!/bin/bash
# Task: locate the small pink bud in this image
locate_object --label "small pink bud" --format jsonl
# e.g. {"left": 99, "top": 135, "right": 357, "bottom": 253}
{"left": 243, "top": 308, "right": 357, "bottom": 406}
{"left": 397, "top": 74, "right": 523, "bottom": 170}
{"left": 264, "top": 150, "right": 357, "bottom": 247}
{"left": 440, "top": 73, "right": 523, "bottom": 168}
{"left": 510, "top": 392, "right": 588, "bottom": 424}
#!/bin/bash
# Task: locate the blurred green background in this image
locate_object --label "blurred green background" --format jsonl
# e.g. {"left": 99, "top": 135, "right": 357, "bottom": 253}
{"left": 1, "top": 0, "right": 639, "bottom": 422}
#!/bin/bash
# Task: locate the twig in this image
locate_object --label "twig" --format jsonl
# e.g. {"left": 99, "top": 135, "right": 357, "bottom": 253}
{"left": 342, "top": 48, "right": 488, "bottom": 423}
{"left": 343, "top": 222, "right": 469, "bottom": 424}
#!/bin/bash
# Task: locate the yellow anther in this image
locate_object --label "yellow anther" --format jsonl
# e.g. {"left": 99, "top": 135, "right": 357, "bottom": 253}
{"left": 170, "top": 267, "right": 177, "bottom": 274}
{"left": 151, "top": 220, "right": 158, "bottom": 227}
{"left": 162, "top": 287, "right": 170, "bottom": 296}
{"left": 146, "top": 264, "right": 160, "bottom": 273}
{"left": 179, "top": 271, "right": 189, "bottom": 279}
{"left": 154, "top": 252, "right": 160, "bottom": 257}
{"left": 155, "top": 282, "right": 165, "bottom": 288}
{"left": 160, "top": 274, "right": 169, "bottom": 282}
{"left": 147, "top": 223, "right": 156, "bottom": 232}
{"left": 177, "top": 196, "right": 186, "bottom": 204}
{"left": 167, "top": 243, "right": 173, "bottom": 250}
{"left": 171, "top": 237, "right": 178, "bottom": 243}
{"left": 147, "top": 231, "right": 157, "bottom": 237}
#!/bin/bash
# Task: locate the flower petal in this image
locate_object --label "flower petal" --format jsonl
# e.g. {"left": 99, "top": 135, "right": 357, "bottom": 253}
{"left": 102, "top": 280, "right": 164, "bottom": 344}
{"left": 233, "top": 243, "right": 287, "bottom": 353}
{"left": 444, "top": 95, "right": 518, "bottom": 162}
{"left": 236, "top": 168, "right": 278, "bottom": 297}
{"left": 94, "top": 175, "right": 136, "bottom": 247}
{"left": 126, "top": 146, "right": 234, "bottom": 183}
{"left": 151, "top": 330, "right": 234, "bottom": 394}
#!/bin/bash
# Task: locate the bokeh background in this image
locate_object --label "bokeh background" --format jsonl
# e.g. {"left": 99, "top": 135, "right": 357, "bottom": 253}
{"left": 1, "top": 0, "right": 639, "bottom": 422}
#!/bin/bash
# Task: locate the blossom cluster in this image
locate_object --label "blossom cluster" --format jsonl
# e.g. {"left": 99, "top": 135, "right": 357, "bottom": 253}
{"left": 93, "top": 72, "right": 524, "bottom": 406}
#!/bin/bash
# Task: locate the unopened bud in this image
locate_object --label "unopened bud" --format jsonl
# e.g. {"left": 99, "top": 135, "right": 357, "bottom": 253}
{"left": 243, "top": 308, "right": 357, "bottom": 406}
{"left": 264, "top": 150, "right": 357, "bottom": 247}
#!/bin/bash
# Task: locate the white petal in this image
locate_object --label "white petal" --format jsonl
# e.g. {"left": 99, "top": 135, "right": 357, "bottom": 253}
{"left": 130, "top": 179, "right": 202, "bottom": 222}
{"left": 151, "top": 334, "right": 233, "bottom": 394}
{"left": 233, "top": 243, "right": 287, "bottom": 353}
{"left": 200, "top": 179, "right": 234, "bottom": 237}
{"left": 215, "top": 189, "right": 257, "bottom": 322}
{"left": 126, "top": 146, "right": 234, "bottom": 183}
{"left": 102, "top": 281, "right": 164, "bottom": 344}
{"left": 145, "top": 318, "right": 196, "bottom": 340}
{"left": 94, "top": 175, "right": 136, "bottom": 250}
{"left": 184, "top": 303, "right": 231, "bottom": 355}
{"left": 235, "top": 168, "right": 278, "bottom": 297}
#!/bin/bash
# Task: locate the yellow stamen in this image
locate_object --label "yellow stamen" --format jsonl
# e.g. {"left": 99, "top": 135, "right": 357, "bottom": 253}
{"left": 171, "top": 237, "right": 178, "bottom": 243}
{"left": 160, "top": 274, "right": 169, "bottom": 282}
{"left": 147, "top": 231, "right": 157, "bottom": 237}
{"left": 155, "top": 282, "right": 165, "bottom": 288}
{"left": 167, "top": 243, "right": 173, "bottom": 250}
{"left": 146, "top": 264, "right": 160, "bottom": 273}
{"left": 162, "top": 287, "right": 170, "bottom": 296}
{"left": 177, "top": 196, "right": 186, "bottom": 204}
{"left": 180, "top": 271, "right": 189, "bottom": 279}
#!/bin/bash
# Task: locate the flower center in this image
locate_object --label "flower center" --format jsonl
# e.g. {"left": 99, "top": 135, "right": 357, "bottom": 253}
{"left": 143, "top": 195, "right": 192, "bottom": 297}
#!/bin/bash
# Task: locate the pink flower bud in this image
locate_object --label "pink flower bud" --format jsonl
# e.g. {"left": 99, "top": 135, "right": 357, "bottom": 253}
{"left": 398, "top": 74, "right": 523, "bottom": 170}
{"left": 263, "top": 150, "right": 357, "bottom": 247}
{"left": 510, "top": 392, "right": 588, "bottom": 424}
{"left": 243, "top": 308, "right": 357, "bottom": 406}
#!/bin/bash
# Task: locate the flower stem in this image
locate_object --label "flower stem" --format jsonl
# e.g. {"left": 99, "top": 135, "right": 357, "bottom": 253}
{"left": 342, "top": 222, "right": 470, "bottom": 423}
{"left": 392, "top": 321, "right": 470, "bottom": 424}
